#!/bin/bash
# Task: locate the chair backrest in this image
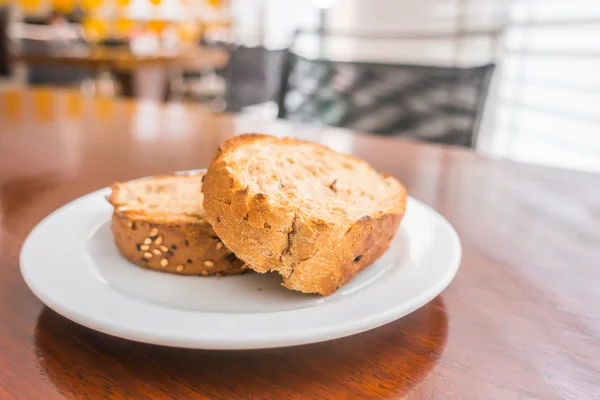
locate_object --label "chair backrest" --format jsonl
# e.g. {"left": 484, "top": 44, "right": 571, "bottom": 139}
{"left": 277, "top": 36, "right": 495, "bottom": 147}
{"left": 19, "top": 36, "right": 93, "bottom": 86}
{"left": 224, "top": 45, "right": 287, "bottom": 112}
{"left": 0, "top": 6, "right": 10, "bottom": 77}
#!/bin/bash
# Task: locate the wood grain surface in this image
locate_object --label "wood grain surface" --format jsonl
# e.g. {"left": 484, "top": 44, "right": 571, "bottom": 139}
{"left": 14, "top": 45, "right": 230, "bottom": 71}
{"left": 0, "top": 87, "right": 599, "bottom": 399}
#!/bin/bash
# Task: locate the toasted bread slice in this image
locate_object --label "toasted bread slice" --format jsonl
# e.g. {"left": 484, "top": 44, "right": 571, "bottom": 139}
{"left": 202, "top": 134, "right": 407, "bottom": 295}
{"left": 107, "top": 173, "right": 246, "bottom": 276}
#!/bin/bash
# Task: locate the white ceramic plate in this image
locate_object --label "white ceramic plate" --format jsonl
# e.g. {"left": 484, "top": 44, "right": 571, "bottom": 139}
{"left": 20, "top": 174, "right": 461, "bottom": 350}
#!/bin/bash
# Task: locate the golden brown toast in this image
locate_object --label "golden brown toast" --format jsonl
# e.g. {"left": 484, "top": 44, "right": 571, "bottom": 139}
{"left": 202, "top": 134, "right": 406, "bottom": 295}
{"left": 107, "top": 173, "right": 246, "bottom": 276}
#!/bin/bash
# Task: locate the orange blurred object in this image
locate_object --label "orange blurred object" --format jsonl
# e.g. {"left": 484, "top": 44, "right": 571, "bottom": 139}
{"left": 66, "top": 91, "right": 83, "bottom": 119}
{"left": 207, "top": 0, "right": 224, "bottom": 8}
{"left": 0, "top": 90, "right": 22, "bottom": 122}
{"left": 18, "top": 0, "right": 43, "bottom": 13}
{"left": 81, "top": 0, "right": 104, "bottom": 11}
{"left": 52, "top": 0, "right": 76, "bottom": 13}
{"left": 147, "top": 20, "right": 168, "bottom": 35}
{"left": 82, "top": 18, "right": 108, "bottom": 41}
{"left": 33, "top": 88, "right": 53, "bottom": 122}
{"left": 115, "top": 18, "right": 135, "bottom": 37}
{"left": 95, "top": 97, "right": 113, "bottom": 119}
{"left": 177, "top": 21, "right": 204, "bottom": 43}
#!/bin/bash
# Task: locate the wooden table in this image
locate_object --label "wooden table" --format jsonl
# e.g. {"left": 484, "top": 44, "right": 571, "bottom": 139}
{"left": 0, "top": 87, "right": 598, "bottom": 399}
{"left": 14, "top": 45, "right": 230, "bottom": 99}
{"left": 14, "top": 45, "right": 230, "bottom": 71}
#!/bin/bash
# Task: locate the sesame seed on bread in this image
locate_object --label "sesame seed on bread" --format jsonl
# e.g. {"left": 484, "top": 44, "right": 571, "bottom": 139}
{"left": 107, "top": 173, "right": 247, "bottom": 276}
{"left": 202, "top": 134, "right": 407, "bottom": 295}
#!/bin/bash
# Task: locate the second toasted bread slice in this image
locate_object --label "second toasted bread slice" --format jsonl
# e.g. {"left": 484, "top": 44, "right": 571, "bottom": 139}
{"left": 202, "top": 134, "right": 407, "bottom": 295}
{"left": 107, "top": 172, "right": 246, "bottom": 276}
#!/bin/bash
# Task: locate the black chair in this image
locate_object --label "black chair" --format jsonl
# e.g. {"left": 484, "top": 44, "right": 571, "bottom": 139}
{"left": 0, "top": 6, "right": 10, "bottom": 78}
{"left": 224, "top": 45, "right": 287, "bottom": 112}
{"left": 276, "top": 34, "right": 495, "bottom": 147}
{"left": 17, "top": 15, "right": 93, "bottom": 87}
{"left": 20, "top": 37, "right": 94, "bottom": 87}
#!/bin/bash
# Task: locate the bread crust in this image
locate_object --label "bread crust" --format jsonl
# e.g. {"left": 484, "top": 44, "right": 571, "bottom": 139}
{"left": 203, "top": 134, "right": 407, "bottom": 295}
{"left": 108, "top": 175, "right": 247, "bottom": 276}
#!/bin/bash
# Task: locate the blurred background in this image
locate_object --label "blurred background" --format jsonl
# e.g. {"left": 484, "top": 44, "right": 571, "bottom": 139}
{"left": 1, "top": 0, "right": 600, "bottom": 174}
